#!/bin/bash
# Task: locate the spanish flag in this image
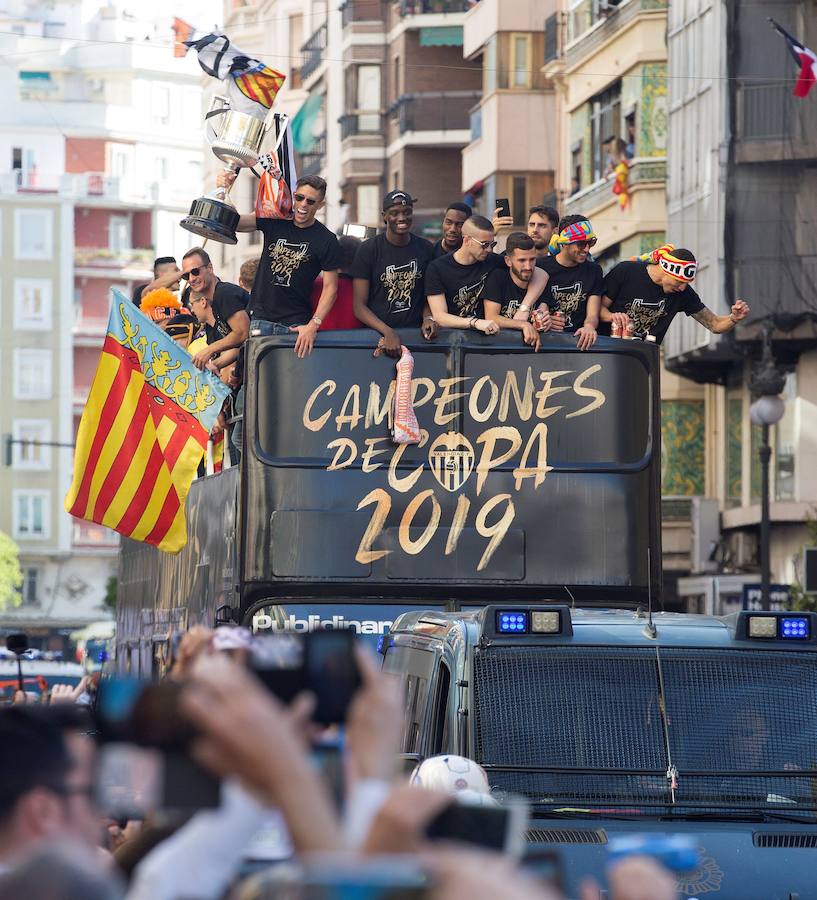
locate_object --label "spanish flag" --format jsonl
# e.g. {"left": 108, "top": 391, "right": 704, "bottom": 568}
{"left": 65, "top": 292, "right": 230, "bottom": 553}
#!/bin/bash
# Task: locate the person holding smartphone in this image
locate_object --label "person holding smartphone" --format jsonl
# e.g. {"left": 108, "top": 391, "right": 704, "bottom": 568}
{"left": 519, "top": 215, "right": 602, "bottom": 351}
{"left": 215, "top": 170, "right": 341, "bottom": 358}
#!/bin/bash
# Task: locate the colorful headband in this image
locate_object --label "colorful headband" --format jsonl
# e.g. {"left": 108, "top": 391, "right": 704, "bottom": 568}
{"left": 548, "top": 219, "right": 596, "bottom": 255}
{"left": 653, "top": 245, "right": 697, "bottom": 282}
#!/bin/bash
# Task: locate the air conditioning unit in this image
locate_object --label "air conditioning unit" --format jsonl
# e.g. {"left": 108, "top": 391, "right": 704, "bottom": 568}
{"left": 690, "top": 497, "right": 719, "bottom": 573}
{"left": 730, "top": 531, "right": 757, "bottom": 569}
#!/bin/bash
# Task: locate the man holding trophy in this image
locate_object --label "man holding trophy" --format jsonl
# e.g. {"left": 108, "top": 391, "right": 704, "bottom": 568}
{"left": 216, "top": 169, "right": 341, "bottom": 359}
{"left": 181, "top": 32, "right": 340, "bottom": 358}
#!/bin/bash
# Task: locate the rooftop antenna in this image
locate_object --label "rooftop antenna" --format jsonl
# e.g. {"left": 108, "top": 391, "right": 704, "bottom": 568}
{"left": 564, "top": 586, "right": 576, "bottom": 611}
{"left": 642, "top": 548, "right": 657, "bottom": 639}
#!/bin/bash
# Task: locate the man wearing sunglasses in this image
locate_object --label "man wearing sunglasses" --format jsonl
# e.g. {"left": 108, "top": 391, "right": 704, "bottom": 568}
{"left": 216, "top": 171, "right": 341, "bottom": 359}
{"left": 180, "top": 247, "right": 250, "bottom": 371}
{"left": 351, "top": 190, "right": 437, "bottom": 358}
{"left": 520, "top": 215, "right": 603, "bottom": 351}
{"left": 426, "top": 215, "right": 547, "bottom": 334}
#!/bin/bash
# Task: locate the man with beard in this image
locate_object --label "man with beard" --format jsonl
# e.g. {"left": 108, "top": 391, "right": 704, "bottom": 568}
{"left": 351, "top": 190, "right": 437, "bottom": 358}
{"left": 527, "top": 205, "right": 559, "bottom": 259}
{"left": 430, "top": 202, "right": 472, "bottom": 259}
{"left": 426, "top": 216, "right": 547, "bottom": 334}
{"left": 518, "top": 215, "right": 602, "bottom": 351}
{"left": 483, "top": 232, "right": 546, "bottom": 351}
{"left": 601, "top": 245, "right": 750, "bottom": 343}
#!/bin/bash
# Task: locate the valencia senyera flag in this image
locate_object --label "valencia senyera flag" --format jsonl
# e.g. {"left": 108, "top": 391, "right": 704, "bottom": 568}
{"left": 769, "top": 18, "right": 817, "bottom": 98}
{"left": 65, "top": 291, "right": 230, "bottom": 553}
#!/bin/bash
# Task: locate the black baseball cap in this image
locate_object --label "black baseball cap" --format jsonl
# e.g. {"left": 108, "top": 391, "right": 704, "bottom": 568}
{"left": 382, "top": 190, "right": 417, "bottom": 211}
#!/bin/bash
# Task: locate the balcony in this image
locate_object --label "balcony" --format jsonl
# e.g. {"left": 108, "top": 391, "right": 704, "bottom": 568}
{"left": 397, "top": 0, "right": 471, "bottom": 14}
{"left": 300, "top": 23, "right": 327, "bottom": 82}
{"left": 391, "top": 91, "right": 480, "bottom": 142}
{"left": 74, "top": 246, "right": 154, "bottom": 273}
{"left": 61, "top": 172, "right": 154, "bottom": 206}
{"left": 564, "top": 0, "right": 666, "bottom": 70}
{"left": 735, "top": 84, "right": 817, "bottom": 163}
{"left": 299, "top": 134, "right": 327, "bottom": 176}
{"left": 340, "top": 112, "right": 385, "bottom": 140}
{"left": 341, "top": 0, "right": 387, "bottom": 25}
{"left": 565, "top": 157, "right": 666, "bottom": 215}
{"left": 72, "top": 520, "right": 119, "bottom": 551}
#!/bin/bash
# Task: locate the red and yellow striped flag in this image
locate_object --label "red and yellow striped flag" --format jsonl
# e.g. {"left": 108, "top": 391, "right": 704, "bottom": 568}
{"left": 233, "top": 64, "right": 286, "bottom": 109}
{"left": 65, "top": 295, "right": 230, "bottom": 553}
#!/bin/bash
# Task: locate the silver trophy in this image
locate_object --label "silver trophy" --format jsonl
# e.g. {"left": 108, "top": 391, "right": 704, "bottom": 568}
{"left": 181, "top": 95, "right": 288, "bottom": 245}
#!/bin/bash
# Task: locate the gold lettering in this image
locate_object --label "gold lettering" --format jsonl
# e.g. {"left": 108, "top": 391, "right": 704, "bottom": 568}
{"left": 387, "top": 430, "right": 428, "bottom": 493}
{"left": 335, "top": 384, "right": 362, "bottom": 431}
{"left": 567, "top": 364, "right": 605, "bottom": 419}
{"left": 474, "top": 426, "right": 522, "bottom": 496}
{"left": 513, "top": 422, "right": 551, "bottom": 491}
{"left": 355, "top": 488, "right": 391, "bottom": 564}
{"left": 302, "top": 379, "right": 336, "bottom": 432}
{"left": 468, "top": 374, "right": 499, "bottom": 423}
{"left": 412, "top": 376, "right": 436, "bottom": 409}
{"left": 475, "top": 494, "right": 515, "bottom": 571}
{"left": 326, "top": 438, "right": 357, "bottom": 470}
{"left": 361, "top": 437, "right": 390, "bottom": 473}
{"left": 498, "top": 368, "right": 534, "bottom": 422}
{"left": 399, "top": 489, "right": 441, "bottom": 555}
{"left": 364, "top": 381, "right": 395, "bottom": 430}
{"left": 445, "top": 494, "right": 471, "bottom": 555}
{"left": 535, "top": 370, "right": 572, "bottom": 419}
{"left": 433, "top": 376, "right": 470, "bottom": 426}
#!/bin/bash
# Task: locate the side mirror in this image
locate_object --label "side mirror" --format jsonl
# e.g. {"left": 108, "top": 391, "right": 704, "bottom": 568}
{"left": 6, "top": 633, "right": 28, "bottom": 656}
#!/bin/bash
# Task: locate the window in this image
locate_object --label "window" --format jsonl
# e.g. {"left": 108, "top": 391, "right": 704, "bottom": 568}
{"left": 510, "top": 33, "right": 532, "bottom": 89}
{"left": 289, "top": 16, "right": 304, "bottom": 89}
{"left": 109, "top": 215, "right": 131, "bottom": 252}
{"left": 19, "top": 568, "right": 40, "bottom": 606}
{"left": 484, "top": 36, "right": 497, "bottom": 94}
{"left": 155, "top": 157, "right": 168, "bottom": 181}
{"left": 383, "top": 644, "right": 436, "bottom": 754}
{"left": 12, "top": 420, "right": 52, "bottom": 470}
{"left": 393, "top": 56, "right": 401, "bottom": 102}
{"left": 570, "top": 140, "right": 583, "bottom": 193}
{"left": 14, "top": 349, "right": 52, "bottom": 399}
{"left": 151, "top": 86, "right": 170, "bottom": 127}
{"left": 775, "top": 372, "right": 796, "bottom": 501}
{"left": 590, "top": 82, "right": 622, "bottom": 182}
{"left": 357, "top": 184, "right": 380, "bottom": 227}
{"left": 14, "top": 279, "right": 52, "bottom": 328}
{"left": 14, "top": 208, "right": 53, "bottom": 260}
{"left": 356, "top": 65, "right": 381, "bottom": 132}
{"left": 429, "top": 661, "right": 452, "bottom": 755}
{"left": 13, "top": 491, "right": 49, "bottom": 540}
{"left": 110, "top": 146, "right": 131, "bottom": 178}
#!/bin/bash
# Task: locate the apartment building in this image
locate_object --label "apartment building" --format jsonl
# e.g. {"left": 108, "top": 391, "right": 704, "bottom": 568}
{"left": 666, "top": 0, "right": 817, "bottom": 612}
{"left": 0, "top": 1, "right": 204, "bottom": 646}
{"left": 339, "top": 0, "right": 480, "bottom": 236}
{"left": 461, "top": 0, "right": 560, "bottom": 222}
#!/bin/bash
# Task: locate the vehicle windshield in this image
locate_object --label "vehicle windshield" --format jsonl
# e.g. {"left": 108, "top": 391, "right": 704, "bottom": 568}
{"left": 472, "top": 646, "right": 817, "bottom": 817}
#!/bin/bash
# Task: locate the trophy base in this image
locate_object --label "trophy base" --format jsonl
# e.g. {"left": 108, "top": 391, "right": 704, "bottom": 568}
{"left": 180, "top": 196, "right": 240, "bottom": 245}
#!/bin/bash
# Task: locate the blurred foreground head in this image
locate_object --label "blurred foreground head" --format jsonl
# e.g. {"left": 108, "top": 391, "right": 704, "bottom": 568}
{"left": 0, "top": 842, "right": 123, "bottom": 900}
{"left": 411, "top": 755, "right": 491, "bottom": 797}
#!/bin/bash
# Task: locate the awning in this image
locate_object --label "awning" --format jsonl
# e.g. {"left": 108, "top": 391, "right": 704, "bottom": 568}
{"left": 419, "top": 26, "right": 463, "bottom": 47}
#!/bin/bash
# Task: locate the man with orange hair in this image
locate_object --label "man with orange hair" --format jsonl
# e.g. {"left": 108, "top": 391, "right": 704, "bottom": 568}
{"left": 601, "top": 245, "right": 749, "bottom": 343}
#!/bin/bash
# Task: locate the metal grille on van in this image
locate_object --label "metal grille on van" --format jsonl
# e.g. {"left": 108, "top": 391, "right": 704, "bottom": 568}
{"left": 526, "top": 828, "right": 608, "bottom": 845}
{"left": 753, "top": 833, "right": 817, "bottom": 848}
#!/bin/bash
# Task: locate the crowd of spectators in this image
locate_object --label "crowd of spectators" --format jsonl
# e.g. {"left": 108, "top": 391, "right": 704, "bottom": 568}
{"left": 0, "top": 629, "right": 680, "bottom": 900}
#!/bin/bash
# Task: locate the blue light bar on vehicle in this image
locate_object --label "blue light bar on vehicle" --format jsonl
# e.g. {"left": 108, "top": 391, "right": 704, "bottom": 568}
{"left": 781, "top": 616, "right": 810, "bottom": 640}
{"left": 496, "top": 611, "right": 529, "bottom": 634}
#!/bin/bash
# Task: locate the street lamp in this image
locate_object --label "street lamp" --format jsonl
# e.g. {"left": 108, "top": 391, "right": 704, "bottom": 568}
{"left": 749, "top": 327, "right": 787, "bottom": 611}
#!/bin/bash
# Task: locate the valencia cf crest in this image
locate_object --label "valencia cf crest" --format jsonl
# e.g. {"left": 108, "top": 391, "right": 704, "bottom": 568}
{"left": 428, "top": 431, "right": 475, "bottom": 492}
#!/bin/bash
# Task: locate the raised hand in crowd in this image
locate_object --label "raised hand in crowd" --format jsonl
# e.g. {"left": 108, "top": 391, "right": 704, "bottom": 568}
{"left": 361, "top": 782, "right": 451, "bottom": 855}
{"left": 180, "top": 652, "right": 343, "bottom": 853}
{"left": 49, "top": 676, "right": 89, "bottom": 705}
{"left": 492, "top": 206, "right": 514, "bottom": 232}
{"left": 580, "top": 856, "right": 678, "bottom": 900}
{"left": 426, "top": 848, "right": 563, "bottom": 900}
{"left": 167, "top": 625, "right": 214, "bottom": 681}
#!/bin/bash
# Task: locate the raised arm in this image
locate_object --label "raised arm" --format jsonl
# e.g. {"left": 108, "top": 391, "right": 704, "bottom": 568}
{"left": 215, "top": 171, "right": 259, "bottom": 233}
{"left": 693, "top": 299, "right": 750, "bottom": 333}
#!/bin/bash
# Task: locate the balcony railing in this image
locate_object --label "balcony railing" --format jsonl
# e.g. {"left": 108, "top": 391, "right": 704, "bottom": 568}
{"left": 736, "top": 83, "right": 817, "bottom": 144}
{"left": 74, "top": 246, "right": 154, "bottom": 270}
{"left": 544, "top": 12, "right": 563, "bottom": 64}
{"left": 340, "top": 112, "right": 385, "bottom": 139}
{"left": 300, "top": 23, "right": 327, "bottom": 81}
{"left": 341, "top": 0, "right": 386, "bottom": 25}
{"left": 391, "top": 91, "right": 480, "bottom": 135}
{"left": 299, "top": 134, "right": 327, "bottom": 176}
{"left": 397, "top": 0, "right": 472, "bottom": 14}
{"left": 564, "top": 157, "right": 666, "bottom": 215}
{"left": 565, "top": 0, "right": 666, "bottom": 63}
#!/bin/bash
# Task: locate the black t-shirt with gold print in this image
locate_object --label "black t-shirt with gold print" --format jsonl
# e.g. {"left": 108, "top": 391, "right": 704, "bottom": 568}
{"left": 250, "top": 217, "right": 341, "bottom": 325}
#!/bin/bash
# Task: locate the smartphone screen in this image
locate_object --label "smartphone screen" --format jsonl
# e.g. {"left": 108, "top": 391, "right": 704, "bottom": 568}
{"left": 306, "top": 630, "right": 361, "bottom": 725}
{"left": 426, "top": 802, "right": 510, "bottom": 851}
{"left": 496, "top": 197, "right": 511, "bottom": 219}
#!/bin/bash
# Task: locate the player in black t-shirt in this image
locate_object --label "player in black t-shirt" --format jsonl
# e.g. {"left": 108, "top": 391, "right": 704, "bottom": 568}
{"left": 430, "top": 201, "right": 472, "bottom": 259}
{"left": 483, "top": 232, "right": 546, "bottom": 351}
{"left": 525, "top": 215, "right": 603, "bottom": 351}
{"left": 181, "top": 247, "right": 250, "bottom": 371}
{"left": 351, "top": 190, "right": 437, "bottom": 357}
{"left": 132, "top": 256, "right": 185, "bottom": 308}
{"left": 216, "top": 171, "right": 341, "bottom": 358}
{"left": 601, "top": 245, "right": 750, "bottom": 344}
{"left": 426, "top": 215, "right": 547, "bottom": 334}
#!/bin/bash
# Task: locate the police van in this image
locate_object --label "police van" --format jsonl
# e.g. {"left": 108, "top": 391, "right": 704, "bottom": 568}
{"left": 383, "top": 603, "right": 817, "bottom": 898}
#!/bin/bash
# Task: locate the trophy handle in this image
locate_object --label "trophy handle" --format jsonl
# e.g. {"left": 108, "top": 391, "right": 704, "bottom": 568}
{"left": 263, "top": 111, "right": 290, "bottom": 155}
{"left": 205, "top": 94, "right": 231, "bottom": 146}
